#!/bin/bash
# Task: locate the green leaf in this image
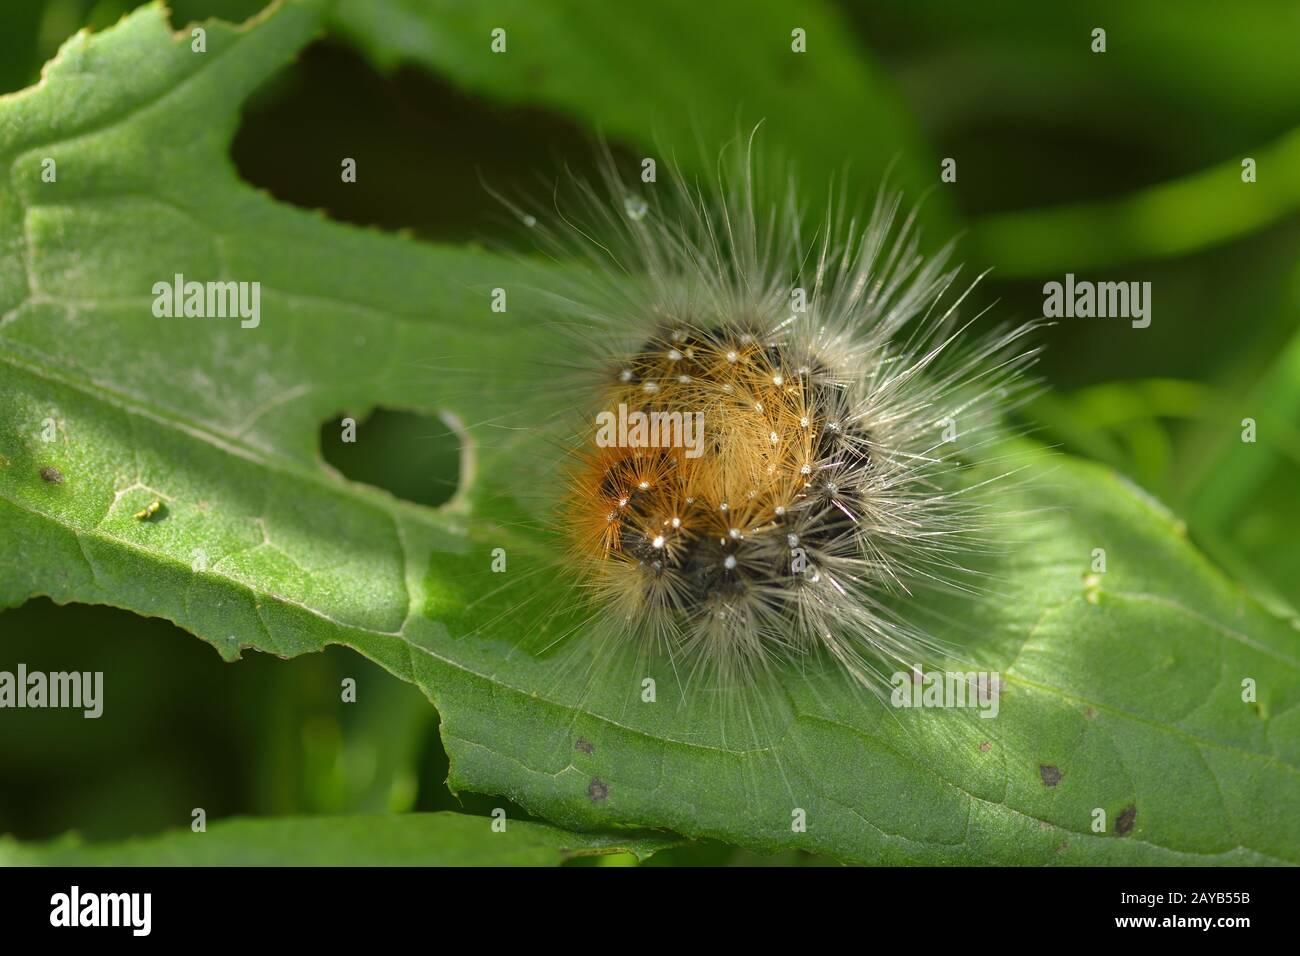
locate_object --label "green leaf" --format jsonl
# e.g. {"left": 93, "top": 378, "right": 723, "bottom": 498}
{"left": 1181, "top": 319, "right": 1300, "bottom": 613}
{"left": 969, "top": 126, "right": 1300, "bottom": 276}
{"left": 0, "top": 812, "right": 668, "bottom": 865}
{"left": 329, "top": 0, "right": 945, "bottom": 225}
{"left": 2, "top": 1, "right": 1298, "bottom": 866}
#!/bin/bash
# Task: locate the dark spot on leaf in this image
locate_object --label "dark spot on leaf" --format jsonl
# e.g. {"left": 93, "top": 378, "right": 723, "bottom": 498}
{"left": 1055, "top": 841, "right": 1070, "bottom": 855}
{"left": 39, "top": 466, "right": 63, "bottom": 484}
{"left": 1083, "top": 706, "right": 1097, "bottom": 719}
{"left": 574, "top": 737, "right": 595, "bottom": 755}
{"left": 588, "top": 778, "right": 608, "bottom": 802}
{"left": 979, "top": 741, "right": 991, "bottom": 753}
{"left": 1039, "top": 764, "right": 1063, "bottom": 788}
{"left": 1115, "top": 804, "right": 1137, "bottom": 836}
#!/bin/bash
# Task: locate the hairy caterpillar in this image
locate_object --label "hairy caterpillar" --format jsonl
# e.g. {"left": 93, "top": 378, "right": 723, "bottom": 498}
{"left": 494, "top": 139, "right": 1041, "bottom": 699}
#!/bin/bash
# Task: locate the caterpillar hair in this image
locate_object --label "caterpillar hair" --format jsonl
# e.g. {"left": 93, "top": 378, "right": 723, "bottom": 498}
{"left": 491, "top": 136, "right": 1043, "bottom": 701}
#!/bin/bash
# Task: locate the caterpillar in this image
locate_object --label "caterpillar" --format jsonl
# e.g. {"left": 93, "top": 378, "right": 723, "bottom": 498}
{"left": 497, "top": 139, "right": 1041, "bottom": 698}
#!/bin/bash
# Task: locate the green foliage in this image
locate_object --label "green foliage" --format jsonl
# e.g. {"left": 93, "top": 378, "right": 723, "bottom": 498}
{"left": 1, "top": 0, "right": 1297, "bottom": 865}
{"left": 330, "top": 0, "right": 943, "bottom": 221}
{"left": 0, "top": 811, "right": 669, "bottom": 865}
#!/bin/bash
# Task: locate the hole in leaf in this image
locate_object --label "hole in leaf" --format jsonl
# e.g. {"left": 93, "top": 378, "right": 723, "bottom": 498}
{"left": 231, "top": 40, "right": 621, "bottom": 244}
{"left": 320, "top": 407, "right": 461, "bottom": 509}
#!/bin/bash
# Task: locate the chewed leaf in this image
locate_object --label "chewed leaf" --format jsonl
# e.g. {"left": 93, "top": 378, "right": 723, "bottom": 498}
{"left": 329, "top": 0, "right": 943, "bottom": 225}
{"left": 0, "top": 1, "right": 1297, "bottom": 865}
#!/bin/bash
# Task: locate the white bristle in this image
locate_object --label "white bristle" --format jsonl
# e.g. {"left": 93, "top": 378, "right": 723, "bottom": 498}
{"left": 515, "top": 140, "right": 1042, "bottom": 694}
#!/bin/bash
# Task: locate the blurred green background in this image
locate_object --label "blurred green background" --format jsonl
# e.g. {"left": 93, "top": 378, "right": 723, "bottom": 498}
{"left": 1, "top": 0, "right": 1297, "bottom": 864}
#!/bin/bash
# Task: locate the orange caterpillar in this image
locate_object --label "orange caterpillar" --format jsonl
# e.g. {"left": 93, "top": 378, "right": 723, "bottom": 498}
{"left": 519, "top": 147, "right": 1041, "bottom": 689}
